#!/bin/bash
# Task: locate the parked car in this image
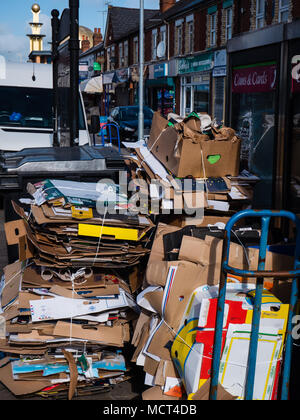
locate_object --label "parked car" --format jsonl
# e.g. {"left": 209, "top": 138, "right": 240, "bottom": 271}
{"left": 108, "top": 105, "right": 154, "bottom": 141}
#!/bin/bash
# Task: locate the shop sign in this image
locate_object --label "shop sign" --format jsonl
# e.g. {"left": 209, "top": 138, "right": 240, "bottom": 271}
{"left": 292, "top": 56, "right": 300, "bottom": 93}
{"left": 232, "top": 63, "right": 277, "bottom": 93}
{"left": 154, "top": 63, "right": 168, "bottom": 79}
{"left": 79, "top": 61, "right": 89, "bottom": 72}
{"left": 178, "top": 53, "right": 213, "bottom": 75}
{"left": 93, "top": 62, "right": 101, "bottom": 71}
{"left": 79, "top": 60, "right": 89, "bottom": 82}
{"left": 213, "top": 49, "right": 227, "bottom": 77}
{"left": 213, "top": 66, "right": 226, "bottom": 77}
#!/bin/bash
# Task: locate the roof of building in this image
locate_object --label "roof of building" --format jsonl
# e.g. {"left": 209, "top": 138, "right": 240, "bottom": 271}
{"left": 79, "top": 42, "right": 104, "bottom": 58}
{"left": 144, "top": 0, "right": 206, "bottom": 29}
{"left": 29, "top": 50, "right": 52, "bottom": 57}
{"left": 108, "top": 6, "right": 159, "bottom": 41}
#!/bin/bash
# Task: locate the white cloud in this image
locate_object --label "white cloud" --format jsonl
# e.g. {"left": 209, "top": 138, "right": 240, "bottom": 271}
{"left": 0, "top": 13, "right": 52, "bottom": 63}
{"left": 0, "top": 23, "right": 28, "bottom": 63}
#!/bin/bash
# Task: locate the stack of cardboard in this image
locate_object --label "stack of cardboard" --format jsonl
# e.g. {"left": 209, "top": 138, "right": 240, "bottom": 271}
{"left": 131, "top": 222, "right": 294, "bottom": 400}
{"left": 0, "top": 179, "right": 157, "bottom": 399}
{"left": 123, "top": 112, "right": 255, "bottom": 225}
{"left": 7, "top": 179, "right": 154, "bottom": 269}
{"left": 0, "top": 256, "right": 139, "bottom": 398}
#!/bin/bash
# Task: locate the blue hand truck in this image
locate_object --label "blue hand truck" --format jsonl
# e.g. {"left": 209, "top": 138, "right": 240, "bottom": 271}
{"left": 97, "top": 122, "right": 121, "bottom": 153}
{"left": 209, "top": 209, "right": 300, "bottom": 400}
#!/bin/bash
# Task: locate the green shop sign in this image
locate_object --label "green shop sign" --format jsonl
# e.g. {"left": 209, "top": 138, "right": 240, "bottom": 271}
{"left": 93, "top": 62, "right": 101, "bottom": 71}
{"left": 178, "top": 53, "right": 213, "bottom": 75}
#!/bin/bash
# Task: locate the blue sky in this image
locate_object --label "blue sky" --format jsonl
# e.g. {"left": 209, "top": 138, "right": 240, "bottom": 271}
{"left": 0, "top": 0, "right": 159, "bottom": 62}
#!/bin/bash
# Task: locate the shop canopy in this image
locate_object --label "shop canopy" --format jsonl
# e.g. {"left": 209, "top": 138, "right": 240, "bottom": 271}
{"left": 80, "top": 75, "right": 103, "bottom": 94}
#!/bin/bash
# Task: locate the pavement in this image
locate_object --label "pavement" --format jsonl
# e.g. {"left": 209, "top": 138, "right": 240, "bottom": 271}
{"left": 0, "top": 209, "right": 146, "bottom": 401}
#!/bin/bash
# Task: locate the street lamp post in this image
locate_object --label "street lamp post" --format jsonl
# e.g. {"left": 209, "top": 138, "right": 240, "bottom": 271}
{"left": 138, "top": 0, "right": 144, "bottom": 142}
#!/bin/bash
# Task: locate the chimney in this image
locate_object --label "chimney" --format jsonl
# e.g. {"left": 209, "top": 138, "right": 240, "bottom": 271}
{"left": 93, "top": 28, "right": 103, "bottom": 47}
{"left": 81, "top": 36, "right": 91, "bottom": 53}
{"left": 160, "top": 0, "right": 176, "bottom": 13}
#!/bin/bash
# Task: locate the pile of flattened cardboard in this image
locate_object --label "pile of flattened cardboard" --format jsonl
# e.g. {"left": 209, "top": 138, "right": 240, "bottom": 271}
{"left": 0, "top": 179, "right": 155, "bottom": 399}
{"left": 6, "top": 179, "right": 154, "bottom": 269}
{"left": 131, "top": 223, "right": 294, "bottom": 400}
{"left": 123, "top": 112, "right": 255, "bottom": 224}
{"left": 0, "top": 258, "right": 138, "bottom": 399}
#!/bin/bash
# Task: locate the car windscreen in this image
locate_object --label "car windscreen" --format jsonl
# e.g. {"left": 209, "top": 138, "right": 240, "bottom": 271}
{"left": 0, "top": 86, "right": 86, "bottom": 130}
{"left": 0, "top": 86, "right": 54, "bottom": 129}
{"left": 120, "top": 107, "right": 153, "bottom": 121}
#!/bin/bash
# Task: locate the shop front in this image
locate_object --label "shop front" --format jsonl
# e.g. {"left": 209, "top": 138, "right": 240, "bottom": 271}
{"left": 178, "top": 52, "right": 214, "bottom": 117}
{"left": 228, "top": 21, "right": 300, "bottom": 214}
{"left": 147, "top": 62, "right": 175, "bottom": 117}
{"left": 227, "top": 26, "right": 283, "bottom": 209}
{"left": 285, "top": 23, "right": 300, "bottom": 216}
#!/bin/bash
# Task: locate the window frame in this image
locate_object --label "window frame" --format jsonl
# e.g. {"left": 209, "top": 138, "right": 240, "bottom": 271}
{"left": 124, "top": 40, "right": 128, "bottom": 67}
{"left": 186, "top": 15, "right": 194, "bottom": 54}
{"left": 225, "top": 7, "right": 232, "bottom": 41}
{"left": 152, "top": 29, "right": 158, "bottom": 61}
{"left": 118, "top": 42, "right": 123, "bottom": 68}
{"left": 256, "top": 0, "right": 265, "bottom": 29}
{"left": 175, "top": 19, "right": 184, "bottom": 56}
{"left": 160, "top": 25, "right": 167, "bottom": 58}
{"left": 133, "top": 36, "right": 139, "bottom": 65}
{"left": 210, "top": 13, "right": 217, "bottom": 46}
{"left": 278, "top": 0, "right": 290, "bottom": 23}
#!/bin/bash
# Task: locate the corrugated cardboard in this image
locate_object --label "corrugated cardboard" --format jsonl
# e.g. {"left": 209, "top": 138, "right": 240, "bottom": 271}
{"left": 0, "top": 361, "right": 51, "bottom": 396}
{"left": 190, "top": 378, "right": 237, "bottom": 400}
{"left": 62, "top": 349, "right": 78, "bottom": 400}
{"left": 4, "top": 219, "right": 27, "bottom": 245}
{"left": 148, "top": 113, "right": 241, "bottom": 178}
{"left": 2, "top": 261, "right": 22, "bottom": 308}
{"left": 142, "top": 385, "right": 181, "bottom": 400}
{"left": 53, "top": 321, "right": 124, "bottom": 347}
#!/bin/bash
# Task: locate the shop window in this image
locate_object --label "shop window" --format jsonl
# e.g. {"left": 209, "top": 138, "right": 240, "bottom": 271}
{"left": 175, "top": 20, "right": 183, "bottom": 56}
{"left": 226, "top": 7, "right": 232, "bottom": 41}
{"left": 152, "top": 30, "right": 158, "bottom": 61}
{"left": 210, "top": 13, "right": 217, "bottom": 46}
{"left": 231, "top": 62, "right": 277, "bottom": 208}
{"left": 181, "top": 75, "right": 210, "bottom": 116}
{"left": 279, "top": 0, "right": 289, "bottom": 23}
{"left": 186, "top": 15, "right": 194, "bottom": 54}
{"left": 256, "top": 0, "right": 265, "bottom": 29}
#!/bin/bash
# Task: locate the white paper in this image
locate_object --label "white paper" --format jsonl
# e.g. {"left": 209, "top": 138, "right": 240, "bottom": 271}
{"left": 30, "top": 290, "right": 129, "bottom": 322}
{"left": 136, "top": 286, "right": 163, "bottom": 313}
{"left": 207, "top": 200, "right": 230, "bottom": 212}
{"left": 137, "top": 146, "right": 170, "bottom": 183}
{"left": 229, "top": 186, "right": 247, "bottom": 200}
{"left": 164, "top": 376, "right": 182, "bottom": 393}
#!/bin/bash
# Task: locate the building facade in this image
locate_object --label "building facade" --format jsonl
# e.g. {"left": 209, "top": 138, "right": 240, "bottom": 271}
{"left": 79, "top": 0, "right": 299, "bottom": 210}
